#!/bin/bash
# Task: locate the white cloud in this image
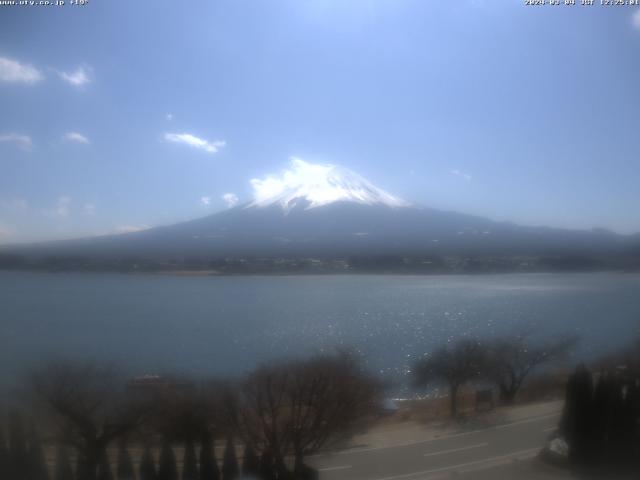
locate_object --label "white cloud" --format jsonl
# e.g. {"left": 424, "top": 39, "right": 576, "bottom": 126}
{"left": 58, "top": 66, "right": 91, "bottom": 86}
{"left": 222, "top": 193, "right": 239, "bottom": 208}
{"left": 0, "top": 133, "right": 33, "bottom": 150}
{"left": 200, "top": 196, "right": 211, "bottom": 206}
{"left": 450, "top": 169, "right": 472, "bottom": 181}
{"left": 64, "top": 132, "right": 90, "bottom": 144}
{"left": 114, "top": 225, "right": 150, "bottom": 234}
{"left": 633, "top": 10, "right": 640, "bottom": 29}
{"left": 83, "top": 203, "right": 96, "bottom": 215}
{"left": 0, "top": 57, "right": 43, "bottom": 84}
{"left": 164, "top": 132, "right": 226, "bottom": 154}
{"left": 165, "top": 113, "right": 173, "bottom": 121}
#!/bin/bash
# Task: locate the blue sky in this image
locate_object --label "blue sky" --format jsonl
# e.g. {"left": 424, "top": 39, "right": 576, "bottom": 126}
{"left": 1, "top": 0, "right": 640, "bottom": 243}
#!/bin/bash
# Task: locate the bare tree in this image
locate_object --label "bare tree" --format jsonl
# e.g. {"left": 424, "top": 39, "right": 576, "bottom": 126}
{"left": 30, "top": 362, "right": 149, "bottom": 480}
{"left": 285, "top": 354, "right": 379, "bottom": 475}
{"left": 484, "top": 334, "right": 577, "bottom": 405}
{"left": 238, "top": 364, "right": 290, "bottom": 477}
{"left": 238, "top": 353, "right": 379, "bottom": 477}
{"left": 414, "top": 338, "right": 485, "bottom": 418}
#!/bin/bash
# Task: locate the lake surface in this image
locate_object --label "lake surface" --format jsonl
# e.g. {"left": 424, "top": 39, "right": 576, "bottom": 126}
{"left": 1, "top": 271, "right": 639, "bottom": 387}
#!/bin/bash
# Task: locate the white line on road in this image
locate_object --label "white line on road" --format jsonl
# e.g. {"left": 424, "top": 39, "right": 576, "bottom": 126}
{"left": 488, "top": 413, "right": 559, "bottom": 431}
{"left": 374, "top": 447, "right": 540, "bottom": 480}
{"left": 423, "top": 442, "right": 487, "bottom": 457}
{"left": 543, "top": 426, "right": 556, "bottom": 433}
{"left": 318, "top": 465, "right": 352, "bottom": 472}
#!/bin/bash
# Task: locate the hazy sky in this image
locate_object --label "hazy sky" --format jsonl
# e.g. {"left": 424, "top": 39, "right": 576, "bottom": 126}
{"left": 1, "top": 0, "right": 640, "bottom": 243}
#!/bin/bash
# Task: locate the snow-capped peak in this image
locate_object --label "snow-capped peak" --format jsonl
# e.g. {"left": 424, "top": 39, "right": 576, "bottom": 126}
{"left": 247, "top": 157, "right": 410, "bottom": 211}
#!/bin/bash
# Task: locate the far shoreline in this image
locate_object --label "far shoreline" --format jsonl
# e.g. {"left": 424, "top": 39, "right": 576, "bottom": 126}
{"left": 0, "top": 267, "right": 636, "bottom": 277}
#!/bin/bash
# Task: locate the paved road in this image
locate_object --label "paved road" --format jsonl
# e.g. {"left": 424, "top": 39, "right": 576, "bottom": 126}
{"left": 310, "top": 412, "right": 563, "bottom": 480}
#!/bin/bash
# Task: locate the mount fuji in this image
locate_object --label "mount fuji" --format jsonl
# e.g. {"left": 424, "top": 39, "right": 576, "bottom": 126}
{"left": 1, "top": 158, "right": 638, "bottom": 272}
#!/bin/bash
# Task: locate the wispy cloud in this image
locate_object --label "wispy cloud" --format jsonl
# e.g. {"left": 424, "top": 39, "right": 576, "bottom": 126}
{"left": 450, "top": 169, "right": 472, "bottom": 181}
{"left": 58, "top": 66, "right": 91, "bottom": 86}
{"left": 114, "top": 225, "right": 150, "bottom": 234}
{"left": 47, "top": 196, "right": 72, "bottom": 218}
{"left": 0, "top": 57, "right": 43, "bottom": 84}
{"left": 164, "top": 133, "right": 226, "bottom": 154}
{"left": 64, "top": 132, "right": 90, "bottom": 144}
{"left": 222, "top": 193, "right": 239, "bottom": 208}
{"left": 200, "top": 196, "right": 211, "bottom": 206}
{"left": 0, "top": 133, "right": 33, "bottom": 150}
{"left": 633, "top": 10, "right": 640, "bottom": 29}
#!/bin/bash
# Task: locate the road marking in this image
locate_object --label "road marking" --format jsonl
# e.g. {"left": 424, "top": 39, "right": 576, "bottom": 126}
{"left": 543, "top": 426, "right": 556, "bottom": 433}
{"left": 318, "top": 465, "right": 352, "bottom": 472}
{"left": 373, "top": 447, "right": 540, "bottom": 480}
{"left": 488, "top": 412, "right": 559, "bottom": 431}
{"left": 423, "top": 442, "right": 487, "bottom": 457}
{"left": 320, "top": 412, "right": 560, "bottom": 456}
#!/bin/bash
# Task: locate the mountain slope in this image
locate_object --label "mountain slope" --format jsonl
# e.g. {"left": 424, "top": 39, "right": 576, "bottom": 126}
{"left": 2, "top": 201, "right": 635, "bottom": 261}
{"left": 1, "top": 159, "right": 638, "bottom": 270}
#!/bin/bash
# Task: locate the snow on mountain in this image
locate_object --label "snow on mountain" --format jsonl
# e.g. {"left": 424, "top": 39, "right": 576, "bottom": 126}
{"left": 247, "top": 157, "right": 410, "bottom": 212}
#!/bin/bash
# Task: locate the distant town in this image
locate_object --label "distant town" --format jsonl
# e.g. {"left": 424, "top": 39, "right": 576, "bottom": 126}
{"left": 1, "top": 253, "right": 638, "bottom": 275}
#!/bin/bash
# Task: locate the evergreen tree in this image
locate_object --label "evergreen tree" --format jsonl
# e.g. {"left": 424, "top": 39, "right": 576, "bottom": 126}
{"left": 157, "top": 439, "right": 178, "bottom": 480}
{"left": 591, "top": 372, "right": 611, "bottom": 461}
{"left": 76, "top": 452, "right": 92, "bottom": 480}
{"left": 241, "top": 444, "right": 259, "bottom": 478}
{"left": 0, "top": 425, "right": 9, "bottom": 480}
{"left": 608, "top": 374, "right": 626, "bottom": 463}
{"left": 618, "top": 376, "right": 637, "bottom": 464}
{"left": 182, "top": 439, "right": 198, "bottom": 480}
{"left": 139, "top": 445, "right": 157, "bottom": 480}
{"left": 8, "top": 411, "right": 28, "bottom": 480}
{"left": 53, "top": 445, "right": 74, "bottom": 480}
{"left": 116, "top": 443, "right": 135, "bottom": 480}
{"left": 27, "top": 425, "right": 49, "bottom": 480}
{"left": 198, "top": 432, "right": 219, "bottom": 480}
{"left": 97, "top": 450, "right": 114, "bottom": 480}
{"left": 221, "top": 437, "right": 238, "bottom": 480}
{"left": 560, "top": 364, "right": 594, "bottom": 465}
{"left": 259, "top": 451, "right": 276, "bottom": 480}
{"left": 293, "top": 461, "right": 318, "bottom": 480}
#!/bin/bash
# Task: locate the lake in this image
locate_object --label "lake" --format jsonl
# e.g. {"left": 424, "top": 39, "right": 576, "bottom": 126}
{"left": 1, "top": 271, "right": 639, "bottom": 387}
